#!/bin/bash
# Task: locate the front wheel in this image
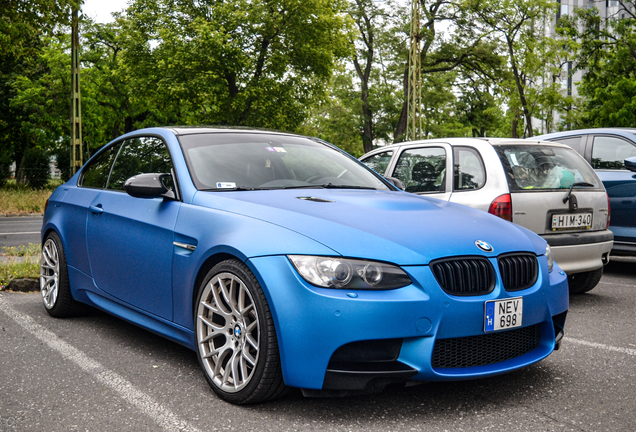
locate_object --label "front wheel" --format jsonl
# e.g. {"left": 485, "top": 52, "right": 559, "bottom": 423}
{"left": 568, "top": 267, "right": 603, "bottom": 295}
{"left": 195, "top": 259, "right": 287, "bottom": 404}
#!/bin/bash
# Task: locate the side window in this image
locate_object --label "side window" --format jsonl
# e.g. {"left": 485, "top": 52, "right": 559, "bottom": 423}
{"left": 553, "top": 136, "right": 584, "bottom": 155}
{"left": 393, "top": 147, "right": 446, "bottom": 193}
{"left": 361, "top": 151, "right": 393, "bottom": 174}
{"left": 80, "top": 142, "right": 122, "bottom": 189}
{"left": 592, "top": 136, "right": 636, "bottom": 169}
{"left": 453, "top": 146, "right": 486, "bottom": 191}
{"left": 107, "top": 136, "right": 175, "bottom": 191}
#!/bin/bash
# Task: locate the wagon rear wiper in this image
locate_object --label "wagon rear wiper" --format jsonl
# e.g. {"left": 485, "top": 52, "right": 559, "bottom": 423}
{"left": 563, "top": 182, "right": 594, "bottom": 204}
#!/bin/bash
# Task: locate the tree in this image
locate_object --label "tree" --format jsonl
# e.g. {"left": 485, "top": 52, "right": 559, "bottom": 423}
{"left": 563, "top": 2, "right": 636, "bottom": 127}
{"left": 118, "top": 0, "right": 351, "bottom": 132}
{"left": 465, "top": 0, "right": 562, "bottom": 137}
{"left": 0, "top": 0, "right": 78, "bottom": 178}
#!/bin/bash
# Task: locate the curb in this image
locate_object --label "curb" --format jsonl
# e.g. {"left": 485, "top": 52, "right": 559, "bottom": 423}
{"left": 0, "top": 213, "right": 43, "bottom": 217}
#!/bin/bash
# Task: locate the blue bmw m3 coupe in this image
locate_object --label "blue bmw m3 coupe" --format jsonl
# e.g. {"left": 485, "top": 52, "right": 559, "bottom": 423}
{"left": 40, "top": 127, "right": 568, "bottom": 404}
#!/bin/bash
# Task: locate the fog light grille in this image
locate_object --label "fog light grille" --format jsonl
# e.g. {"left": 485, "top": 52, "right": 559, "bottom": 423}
{"left": 432, "top": 325, "right": 541, "bottom": 369}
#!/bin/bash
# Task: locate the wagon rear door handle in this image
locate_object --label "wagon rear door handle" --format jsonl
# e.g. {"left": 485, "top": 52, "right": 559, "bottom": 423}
{"left": 89, "top": 204, "right": 103, "bottom": 214}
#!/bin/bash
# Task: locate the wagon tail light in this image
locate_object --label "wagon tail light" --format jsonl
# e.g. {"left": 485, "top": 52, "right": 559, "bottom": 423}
{"left": 606, "top": 193, "right": 611, "bottom": 230}
{"left": 488, "top": 193, "right": 512, "bottom": 222}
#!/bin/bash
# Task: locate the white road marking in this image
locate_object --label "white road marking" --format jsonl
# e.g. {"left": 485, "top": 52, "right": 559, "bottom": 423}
{"left": 564, "top": 337, "right": 636, "bottom": 356}
{"left": 0, "top": 295, "right": 202, "bottom": 432}
{"left": 0, "top": 231, "right": 40, "bottom": 235}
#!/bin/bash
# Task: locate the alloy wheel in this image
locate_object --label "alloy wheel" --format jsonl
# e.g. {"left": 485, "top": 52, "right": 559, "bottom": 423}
{"left": 197, "top": 272, "right": 260, "bottom": 393}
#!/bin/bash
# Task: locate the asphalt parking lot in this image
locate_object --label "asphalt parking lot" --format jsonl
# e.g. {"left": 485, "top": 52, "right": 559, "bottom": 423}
{"left": 0, "top": 257, "right": 634, "bottom": 432}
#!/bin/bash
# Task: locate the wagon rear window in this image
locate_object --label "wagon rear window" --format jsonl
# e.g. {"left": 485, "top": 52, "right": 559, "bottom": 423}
{"left": 495, "top": 145, "right": 600, "bottom": 191}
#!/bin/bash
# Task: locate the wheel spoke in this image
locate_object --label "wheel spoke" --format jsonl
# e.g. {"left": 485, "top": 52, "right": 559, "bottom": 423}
{"left": 245, "top": 333, "right": 258, "bottom": 350}
{"left": 198, "top": 314, "right": 226, "bottom": 333}
{"left": 242, "top": 346, "right": 256, "bottom": 367}
{"left": 211, "top": 278, "right": 232, "bottom": 318}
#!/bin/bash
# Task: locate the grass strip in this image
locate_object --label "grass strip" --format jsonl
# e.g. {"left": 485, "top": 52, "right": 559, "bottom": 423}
{"left": 2, "top": 243, "right": 41, "bottom": 256}
{"left": 0, "top": 179, "right": 62, "bottom": 215}
{"left": 0, "top": 256, "right": 40, "bottom": 288}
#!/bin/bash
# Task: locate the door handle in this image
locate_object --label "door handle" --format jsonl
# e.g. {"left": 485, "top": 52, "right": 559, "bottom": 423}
{"left": 89, "top": 204, "right": 103, "bottom": 214}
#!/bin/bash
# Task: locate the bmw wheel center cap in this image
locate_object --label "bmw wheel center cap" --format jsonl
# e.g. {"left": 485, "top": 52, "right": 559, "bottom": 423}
{"left": 234, "top": 325, "right": 242, "bottom": 338}
{"left": 475, "top": 240, "right": 493, "bottom": 252}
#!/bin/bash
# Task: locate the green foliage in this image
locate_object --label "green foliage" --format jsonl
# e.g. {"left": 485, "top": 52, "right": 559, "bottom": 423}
{"left": 564, "top": 4, "right": 636, "bottom": 128}
{"left": 21, "top": 147, "right": 50, "bottom": 189}
{"left": 0, "top": 256, "right": 40, "bottom": 288}
{"left": 2, "top": 243, "right": 41, "bottom": 257}
{"left": 0, "top": 0, "right": 78, "bottom": 174}
{"left": 119, "top": 0, "right": 352, "bottom": 132}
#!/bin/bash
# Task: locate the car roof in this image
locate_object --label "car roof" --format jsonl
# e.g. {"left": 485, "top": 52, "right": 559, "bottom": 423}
{"left": 158, "top": 126, "right": 301, "bottom": 137}
{"left": 363, "top": 137, "right": 570, "bottom": 155}
{"left": 536, "top": 128, "right": 636, "bottom": 140}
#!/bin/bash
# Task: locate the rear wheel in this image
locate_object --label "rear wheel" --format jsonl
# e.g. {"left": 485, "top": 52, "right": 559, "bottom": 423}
{"left": 40, "top": 232, "right": 84, "bottom": 317}
{"left": 568, "top": 267, "right": 603, "bottom": 294}
{"left": 195, "top": 259, "right": 287, "bottom": 404}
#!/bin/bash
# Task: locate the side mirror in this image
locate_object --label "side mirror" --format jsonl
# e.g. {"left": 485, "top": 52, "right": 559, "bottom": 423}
{"left": 625, "top": 156, "right": 636, "bottom": 173}
{"left": 384, "top": 176, "right": 405, "bottom": 190}
{"left": 124, "top": 173, "right": 176, "bottom": 200}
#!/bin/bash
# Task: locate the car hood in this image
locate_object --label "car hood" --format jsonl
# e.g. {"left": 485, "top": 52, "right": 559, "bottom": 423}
{"left": 191, "top": 189, "right": 546, "bottom": 265}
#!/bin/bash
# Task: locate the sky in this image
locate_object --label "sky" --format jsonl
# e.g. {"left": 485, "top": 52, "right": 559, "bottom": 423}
{"left": 82, "top": 0, "right": 130, "bottom": 23}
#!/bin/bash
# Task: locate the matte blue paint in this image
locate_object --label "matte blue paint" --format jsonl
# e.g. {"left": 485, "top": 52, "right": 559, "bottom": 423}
{"left": 43, "top": 127, "right": 569, "bottom": 393}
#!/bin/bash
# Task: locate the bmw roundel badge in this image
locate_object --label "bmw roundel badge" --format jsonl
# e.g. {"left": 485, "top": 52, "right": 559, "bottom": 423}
{"left": 475, "top": 240, "right": 493, "bottom": 252}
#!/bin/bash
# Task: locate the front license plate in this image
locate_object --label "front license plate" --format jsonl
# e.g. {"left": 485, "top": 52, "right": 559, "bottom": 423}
{"left": 485, "top": 297, "right": 523, "bottom": 332}
{"left": 551, "top": 212, "right": 592, "bottom": 230}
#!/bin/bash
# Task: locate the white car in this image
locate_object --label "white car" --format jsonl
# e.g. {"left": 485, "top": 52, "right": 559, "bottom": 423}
{"left": 360, "top": 138, "right": 613, "bottom": 294}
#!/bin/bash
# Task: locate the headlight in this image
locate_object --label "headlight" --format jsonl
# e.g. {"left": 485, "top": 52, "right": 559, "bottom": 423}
{"left": 546, "top": 244, "right": 554, "bottom": 273}
{"left": 288, "top": 255, "right": 412, "bottom": 290}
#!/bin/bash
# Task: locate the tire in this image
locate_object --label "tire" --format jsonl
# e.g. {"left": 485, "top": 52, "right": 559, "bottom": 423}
{"left": 195, "top": 259, "right": 287, "bottom": 404}
{"left": 40, "top": 232, "right": 84, "bottom": 317}
{"left": 568, "top": 267, "right": 603, "bottom": 295}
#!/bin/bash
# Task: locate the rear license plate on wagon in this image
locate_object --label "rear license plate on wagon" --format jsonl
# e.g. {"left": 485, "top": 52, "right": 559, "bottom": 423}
{"left": 485, "top": 297, "right": 523, "bottom": 332}
{"left": 551, "top": 212, "right": 592, "bottom": 230}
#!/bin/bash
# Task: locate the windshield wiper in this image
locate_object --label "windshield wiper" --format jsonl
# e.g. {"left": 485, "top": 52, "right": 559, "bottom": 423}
{"left": 319, "top": 183, "right": 376, "bottom": 190}
{"left": 563, "top": 182, "right": 594, "bottom": 204}
{"left": 199, "top": 187, "right": 257, "bottom": 192}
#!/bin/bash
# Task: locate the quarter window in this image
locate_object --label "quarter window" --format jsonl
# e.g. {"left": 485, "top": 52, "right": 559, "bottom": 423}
{"left": 108, "top": 136, "right": 175, "bottom": 191}
{"left": 80, "top": 142, "right": 123, "bottom": 189}
{"left": 453, "top": 147, "right": 486, "bottom": 191}
{"left": 361, "top": 151, "right": 393, "bottom": 175}
{"left": 591, "top": 136, "right": 636, "bottom": 169}
{"left": 393, "top": 147, "right": 446, "bottom": 193}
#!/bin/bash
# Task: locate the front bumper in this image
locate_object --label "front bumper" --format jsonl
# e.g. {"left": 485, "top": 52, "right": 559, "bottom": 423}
{"left": 247, "top": 255, "right": 569, "bottom": 391}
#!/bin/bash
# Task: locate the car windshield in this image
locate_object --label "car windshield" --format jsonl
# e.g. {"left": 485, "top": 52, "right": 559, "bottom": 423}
{"left": 495, "top": 145, "right": 601, "bottom": 191}
{"left": 178, "top": 132, "right": 391, "bottom": 191}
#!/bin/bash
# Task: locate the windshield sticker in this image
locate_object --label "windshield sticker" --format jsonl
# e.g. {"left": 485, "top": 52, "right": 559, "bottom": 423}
{"left": 266, "top": 147, "right": 276, "bottom": 152}
{"left": 274, "top": 147, "right": 286, "bottom": 153}
{"left": 216, "top": 182, "right": 236, "bottom": 189}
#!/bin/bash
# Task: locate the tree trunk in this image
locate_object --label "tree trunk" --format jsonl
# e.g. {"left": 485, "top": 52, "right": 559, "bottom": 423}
{"left": 394, "top": 63, "right": 409, "bottom": 142}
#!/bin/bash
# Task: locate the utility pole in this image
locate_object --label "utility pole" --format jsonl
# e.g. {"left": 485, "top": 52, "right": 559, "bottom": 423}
{"left": 406, "top": 0, "right": 422, "bottom": 141}
{"left": 70, "top": 8, "right": 83, "bottom": 175}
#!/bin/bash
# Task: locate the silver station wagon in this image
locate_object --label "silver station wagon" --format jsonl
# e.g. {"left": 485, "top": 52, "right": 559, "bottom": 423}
{"left": 360, "top": 138, "right": 613, "bottom": 294}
